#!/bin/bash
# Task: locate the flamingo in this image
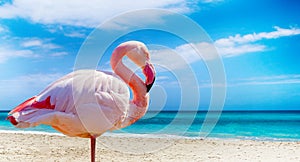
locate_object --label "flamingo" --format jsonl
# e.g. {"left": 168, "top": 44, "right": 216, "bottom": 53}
{"left": 6, "top": 41, "right": 156, "bottom": 162}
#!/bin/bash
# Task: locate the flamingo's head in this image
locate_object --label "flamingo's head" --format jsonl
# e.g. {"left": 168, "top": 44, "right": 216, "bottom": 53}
{"left": 124, "top": 42, "right": 156, "bottom": 92}
{"left": 142, "top": 62, "right": 156, "bottom": 92}
{"left": 114, "top": 41, "right": 156, "bottom": 92}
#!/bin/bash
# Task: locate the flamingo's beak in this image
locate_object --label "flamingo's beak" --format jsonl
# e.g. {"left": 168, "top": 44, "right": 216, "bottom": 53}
{"left": 143, "top": 62, "right": 156, "bottom": 93}
{"left": 146, "top": 77, "right": 155, "bottom": 92}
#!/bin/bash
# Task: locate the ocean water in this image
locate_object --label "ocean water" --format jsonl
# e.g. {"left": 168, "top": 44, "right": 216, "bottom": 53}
{"left": 1, "top": 111, "right": 300, "bottom": 141}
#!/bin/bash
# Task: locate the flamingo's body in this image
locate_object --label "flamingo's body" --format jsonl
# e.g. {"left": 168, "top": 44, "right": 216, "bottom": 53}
{"left": 7, "top": 41, "right": 156, "bottom": 162}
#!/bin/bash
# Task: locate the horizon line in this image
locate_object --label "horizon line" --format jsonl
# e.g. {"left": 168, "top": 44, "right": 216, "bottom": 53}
{"left": 1, "top": 110, "right": 300, "bottom": 113}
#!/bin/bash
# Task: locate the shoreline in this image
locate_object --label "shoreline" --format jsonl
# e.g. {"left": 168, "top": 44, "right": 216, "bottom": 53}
{"left": 0, "top": 129, "right": 299, "bottom": 142}
{"left": 0, "top": 132, "right": 300, "bottom": 161}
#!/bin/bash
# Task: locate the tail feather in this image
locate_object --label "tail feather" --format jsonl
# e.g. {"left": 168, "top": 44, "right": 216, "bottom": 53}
{"left": 7, "top": 96, "right": 56, "bottom": 126}
{"left": 8, "top": 96, "right": 36, "bottom": 114}
{"left": 9, "top": 96, "right": 55, "bottom": 115}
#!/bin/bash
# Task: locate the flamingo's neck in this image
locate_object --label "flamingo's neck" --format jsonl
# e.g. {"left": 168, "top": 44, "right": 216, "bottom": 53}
{"left": 110, "top": 49, "right": 148, "bottom": 108}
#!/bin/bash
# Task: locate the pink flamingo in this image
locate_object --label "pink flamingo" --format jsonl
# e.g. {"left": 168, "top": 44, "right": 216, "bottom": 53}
{"left": 7, "top": 41, "right": 156, "bottom": 162}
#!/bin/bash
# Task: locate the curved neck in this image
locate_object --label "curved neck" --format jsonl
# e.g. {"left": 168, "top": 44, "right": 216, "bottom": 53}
{"left": 110, "top": 49, "right": 148, "bottom": 108}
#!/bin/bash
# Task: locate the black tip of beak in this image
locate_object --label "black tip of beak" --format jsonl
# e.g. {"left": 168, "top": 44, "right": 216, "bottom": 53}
{"left": 146, "top": 77, "right": 155, "bottom": 93}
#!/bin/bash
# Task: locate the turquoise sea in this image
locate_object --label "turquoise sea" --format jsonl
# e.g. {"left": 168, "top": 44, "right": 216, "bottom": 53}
{"left": 1, "top": 111, "right": 300, "bottom": 141}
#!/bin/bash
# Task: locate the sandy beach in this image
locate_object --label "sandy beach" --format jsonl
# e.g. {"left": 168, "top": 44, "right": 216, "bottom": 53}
{"left": 0, "top": 132, "right": 299, "bottom": 162}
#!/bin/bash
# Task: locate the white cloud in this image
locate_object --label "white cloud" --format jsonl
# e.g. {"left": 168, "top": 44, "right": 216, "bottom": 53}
{"left": 21, "top": 38, "right": 61, "bottom": 49}
{"left": 21, "top": 39, "right": 42, "bottom": 47}
{"left": 174, "top": 42, "right": 216, "bottom": 62}
{"left": 229, "top": 74, "right": 300, "bottom": 86}
{"left": 216, "top": 44, "right": 266, "bottom": 57}
{"left": 0, "top": 0, "right": 192, "bottom": 28}
{"left": 215, "top": 26, "right": 300, "bottom": 57}
{"left": 46, "top": 25, "right": 89, "bottom": 38}
{"left": 139, "top": 42, "right": 218, "bottom": 72}
{"left": 99, "top": 10, "right": 170, "bottom": 31}
{"left": 0, "top": 25, "right": 7, "bottom": 33}
{"left": 50, "top": 52, "right": 68, "bottom": 57}
{"left": 0, "top": 71, "right": 75, "bottom": 110}
{"left": 13, "top": 73, "right": 64, "bottom": 85}
{"left": 0, "top": 37, "right": 68, "bottom": 63}
{"left": 0, "top": 73, "right": 65, "bottom": 106}
{"left": 192, "top": 74, "right": 300, "bottom": 88}
{"left": 64, "top": 31, "right": 87, "bottom": 38}
{"left": 201, "top": 0, "right": 223, "bottom": 3}
{"left": 150, "top": 47, "right": 192, "bottom": 71}
{"left": 216, "top": 26, "right": 300, "bottom": 45}
{"left": 0, "top": 47, "right": 37, "bottom": 63}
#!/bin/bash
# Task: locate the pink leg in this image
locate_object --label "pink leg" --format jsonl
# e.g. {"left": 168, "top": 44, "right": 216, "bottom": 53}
{"left": 91, "top": 136, "right": 96, "bottom": 162}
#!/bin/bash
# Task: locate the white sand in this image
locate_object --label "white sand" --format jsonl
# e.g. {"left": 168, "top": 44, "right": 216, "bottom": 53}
{"left": 0, "top": 132, "right": 299, "bottom": 161}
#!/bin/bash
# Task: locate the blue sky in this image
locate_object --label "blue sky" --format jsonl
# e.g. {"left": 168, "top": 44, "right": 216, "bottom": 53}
{"left": 0, "top": 0, "right": 300, "bottom": 111}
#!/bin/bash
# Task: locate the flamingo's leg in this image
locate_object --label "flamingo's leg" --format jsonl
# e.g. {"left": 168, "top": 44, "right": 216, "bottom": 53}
{"left": 91, "top": 136, "right": 96, "bottom": 162}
